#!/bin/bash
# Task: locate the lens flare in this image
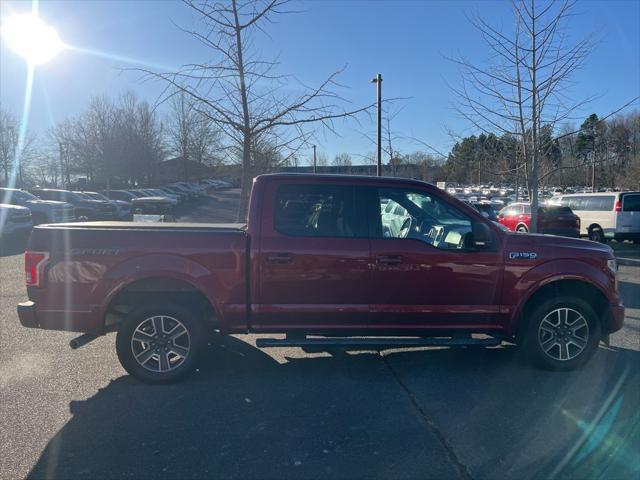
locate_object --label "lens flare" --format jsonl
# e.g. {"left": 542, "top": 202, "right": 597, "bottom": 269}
{"left": 1, "top": 13, "right": 64, "bottom": 65}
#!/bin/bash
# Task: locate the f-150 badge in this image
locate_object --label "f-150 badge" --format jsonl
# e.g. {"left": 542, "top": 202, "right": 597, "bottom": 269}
{"left": 509, "top": 252, "right": 538, "bottom": 260}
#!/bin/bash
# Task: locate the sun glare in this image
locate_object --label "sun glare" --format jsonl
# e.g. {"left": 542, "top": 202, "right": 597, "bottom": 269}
{"left": 1, "top": 13, "right": 63, "bottom": 65}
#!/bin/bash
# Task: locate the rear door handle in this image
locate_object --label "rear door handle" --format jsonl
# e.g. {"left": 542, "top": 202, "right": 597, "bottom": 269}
{"left": 376, "top": 255, "right": 402, "bottom": 265}
{"left": 266, "top": 253, "right": 293, "bottom": 264}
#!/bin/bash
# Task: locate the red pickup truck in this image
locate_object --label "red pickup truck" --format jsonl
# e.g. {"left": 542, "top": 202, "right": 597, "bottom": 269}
{"left": 18, "top": 174, "right": 624, "bottom": 383}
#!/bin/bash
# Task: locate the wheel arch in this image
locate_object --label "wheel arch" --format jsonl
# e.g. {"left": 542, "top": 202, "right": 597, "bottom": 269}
{"left": 104, "top": 275, "right": 217, "bottom": 331}
{"left": 96, "top": 254, "right": 221, "bottom": 331}
{"left": 514, "top": 278, "right": 609, "bottom": 343}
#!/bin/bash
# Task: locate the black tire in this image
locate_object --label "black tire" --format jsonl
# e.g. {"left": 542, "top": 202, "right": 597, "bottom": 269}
{"left": 522, "top": 296, "right": 601, "bottom": 371}
{"left": 116, "top": 302, "right": 206, "bottom": 384}
{"left": 588, "top": 226, "right": 605, "bottom": 243}
{"left": 516, "top": 224, "right": 529, "bottom": 233}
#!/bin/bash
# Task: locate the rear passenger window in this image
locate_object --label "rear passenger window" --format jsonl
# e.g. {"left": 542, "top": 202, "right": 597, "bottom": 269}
{"left": 622, "top": 194, "right": 640, "bottom": 212}
{"left": 274, "top": 184, "right": 362, "bottom": 238}
{"left": 585, "top": 196, "right": 615, "bottom": 211}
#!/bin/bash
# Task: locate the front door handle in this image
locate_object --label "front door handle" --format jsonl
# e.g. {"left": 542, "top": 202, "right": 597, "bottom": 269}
{"left": 266, "top": 253, "right": 293, "bottom": 264}
{"left": 376, "top": 255, "right": 402, "bottom": 265}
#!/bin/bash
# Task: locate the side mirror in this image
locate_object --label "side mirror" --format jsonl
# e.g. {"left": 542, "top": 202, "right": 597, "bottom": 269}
{"left": 480, "top": 210, "right": 490, "bottom": 219}
{"left": 473, "top": 222, "right": 493, "bottom": 249}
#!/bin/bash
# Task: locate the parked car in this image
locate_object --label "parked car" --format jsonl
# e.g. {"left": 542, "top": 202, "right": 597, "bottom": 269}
{"left": 473, "top": 202, "right": 498, "bottom": 222}
{"left": 128, "top": 190, "right": 178, "bottom": 211}
{"left": 156, "top": 186, "right": 188, "bottom": 202}
{"left": 0, "top": 203, "right": 32, "bottom": 238}
{"left": 30, "top": 188, "right": 113, "bottom": 221}
{"left": 18, "top": 174, "right": 623, "bottom": 384}
{"left": 138, "top": 189, "right": 180, "bottom": 205}
{"left": 557, "top": 192, "right": 640, "bottom": 243}
{"left": 498, "top": 203, "right": 580, "bottom": 237}
{"left": 159, "top": 185, "right": 192, "bottom": 200}
{"left": 103, "top": 190, "right": 174, "bottom": 215}
{"left": 77, "top": 191, "right": 131, "bottom": 220}
{"left": 0, "top": 187, "right": 75, "bottom": 224}
{"left": 73, "top": 191, "right": 119, "bottom": 219}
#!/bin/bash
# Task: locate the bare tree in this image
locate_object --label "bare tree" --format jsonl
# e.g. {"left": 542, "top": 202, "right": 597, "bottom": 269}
{"left": 333, "top": 153, "right": 352, "bottom": 171}
{"left": 138, "top": 0, "right": 372, "bottom": 220}
{"left": 0, "top": 106, "right": 37, "bottom": 188}
{"left": 166, "top": 91, "right": 223, "bottom": 180}
{"left": 358, "top": 101, "right": 409, "bottom": 176}
{"left": 315, "top": 151, "right": 329, "bottom": 168}
{"left": 0, "top": 107, "right": 19, "bottom": 186}
{"left": 451, "top": 0, "right": 595, "bottom": 231}
{"left": 49, "top": 93, "right": 164, "bottom": 189}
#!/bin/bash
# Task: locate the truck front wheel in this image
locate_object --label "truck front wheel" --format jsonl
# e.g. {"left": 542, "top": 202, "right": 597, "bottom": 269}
{"left": 522, "top": 296, "right": 601, "bottom": 371}
{"left": 116, "top": 303, "right": 205, "bottom": 384}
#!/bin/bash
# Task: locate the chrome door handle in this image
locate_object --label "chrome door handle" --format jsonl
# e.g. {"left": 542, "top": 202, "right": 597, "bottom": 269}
{"left": 376, "top": 255, "right": 401, "bottom": 265}
{"left": 266, "top": 253, "right": 293, "bottom": 264}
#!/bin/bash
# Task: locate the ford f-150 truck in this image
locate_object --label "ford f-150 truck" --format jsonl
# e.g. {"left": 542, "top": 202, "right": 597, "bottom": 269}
{"left": 17, "top": 174, "right": 625, "bottom": 383}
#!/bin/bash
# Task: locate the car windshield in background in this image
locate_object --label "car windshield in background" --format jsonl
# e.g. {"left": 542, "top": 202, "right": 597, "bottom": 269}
{"left": 83, "top": 192, "right": 109, "bottom": 201}
{"left": 0, "top": 189, "right": 38, "bottom": 204}
{"left": 73, "top": 192, "right": 93, "bottom": 201}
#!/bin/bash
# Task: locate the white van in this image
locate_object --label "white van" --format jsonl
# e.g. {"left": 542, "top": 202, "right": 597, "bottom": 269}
{"left": 557, "top": 192, "right": 640, "bottom": 243}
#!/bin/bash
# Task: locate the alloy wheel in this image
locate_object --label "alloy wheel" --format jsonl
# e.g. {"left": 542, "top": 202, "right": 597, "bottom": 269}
{"left": 130, "top": 315, "right": 191, "bottom": 372}
{"left": 538, "top": 307, "right": 589, "bottom": 361}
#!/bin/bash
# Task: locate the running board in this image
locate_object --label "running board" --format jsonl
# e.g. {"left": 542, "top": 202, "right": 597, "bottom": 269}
{"left": 256, "top": 336, "right": 501, "bottom": 348}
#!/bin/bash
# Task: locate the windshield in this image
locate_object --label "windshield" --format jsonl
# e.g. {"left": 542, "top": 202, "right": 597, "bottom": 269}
{"left": 73, "top": 192, "right": 93, "bottom": 201}
{"left": 0, "top": 189, "right": 37, "bottom": 204}
{"left": 84, "top": 192, "right": 109, "bottom": 201}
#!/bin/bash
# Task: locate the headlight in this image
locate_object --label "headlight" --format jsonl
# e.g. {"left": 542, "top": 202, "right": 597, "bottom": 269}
{"left": 607, "top": 259, "right": 617, "bottom": 275}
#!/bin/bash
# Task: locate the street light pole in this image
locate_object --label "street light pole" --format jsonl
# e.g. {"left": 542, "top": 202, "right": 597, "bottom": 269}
{"left": 312, "top": 144, "right": 317, "bottom": 174}
{"left": 371, "top": 73, "right": 383, "bottom": 176}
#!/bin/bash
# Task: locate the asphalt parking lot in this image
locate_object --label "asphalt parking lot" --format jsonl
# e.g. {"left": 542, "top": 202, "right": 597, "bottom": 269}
{"left": 1, "top": 188, "right": 639, "bottom": 479}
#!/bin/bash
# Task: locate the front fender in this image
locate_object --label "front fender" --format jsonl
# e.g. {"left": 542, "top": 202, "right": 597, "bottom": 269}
{"left": 504, "top": 259, "right": 613, "bottom": 335}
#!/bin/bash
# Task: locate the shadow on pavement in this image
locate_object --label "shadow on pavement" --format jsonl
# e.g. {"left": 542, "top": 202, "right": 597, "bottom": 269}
{"left": 27, "top": 337, "right": 639, "bottom": 480}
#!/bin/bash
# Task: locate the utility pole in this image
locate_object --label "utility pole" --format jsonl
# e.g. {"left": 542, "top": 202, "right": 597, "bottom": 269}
{"left": 371, "top": 73, "right": 382, "bottom": 176}
{"left": 591, "top": 151, "right": 596, "bottom": 192}
{"left": 312, "top": 144, "right": 317, "bottom": 174}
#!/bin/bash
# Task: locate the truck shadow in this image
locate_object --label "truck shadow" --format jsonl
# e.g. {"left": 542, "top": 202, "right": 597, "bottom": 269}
{"left": 27, "top": 336, "right": 639, "bottom": 480}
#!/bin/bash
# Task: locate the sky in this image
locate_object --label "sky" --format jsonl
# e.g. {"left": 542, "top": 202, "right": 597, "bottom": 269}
{"left": 1, "top": 0, "right": 639, "bottom": 165}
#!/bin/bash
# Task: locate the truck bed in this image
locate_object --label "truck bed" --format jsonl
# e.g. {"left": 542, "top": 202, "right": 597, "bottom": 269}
{"left": 25, "top": 221, "right": 249, "bottom": 334}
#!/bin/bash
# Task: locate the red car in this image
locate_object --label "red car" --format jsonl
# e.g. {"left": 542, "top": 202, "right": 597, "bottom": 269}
{"left": 18, "top": 174, "right": 622, "bottom": 383}
{"left": 498, "top": 203, "right": 580, "bottom": 237}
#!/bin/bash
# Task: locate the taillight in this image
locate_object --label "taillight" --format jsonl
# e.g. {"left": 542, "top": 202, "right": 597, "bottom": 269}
{"left": 25, "top": 251, "right": 49, "bottom": 287}
{"left": 614, "top": 200, "right": 622, "bottom": 212}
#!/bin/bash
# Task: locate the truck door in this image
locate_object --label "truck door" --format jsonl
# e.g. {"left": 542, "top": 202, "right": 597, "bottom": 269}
{"left": 253, "top": 182, "right": 371, "bottom": 330}
{"left": 367, "top": 186, "right": 504, "bottom": 330}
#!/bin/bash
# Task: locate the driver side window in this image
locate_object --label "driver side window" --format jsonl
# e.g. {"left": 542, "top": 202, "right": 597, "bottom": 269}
{"left": 377, "top": 188, "right": 473, "bottom": 250}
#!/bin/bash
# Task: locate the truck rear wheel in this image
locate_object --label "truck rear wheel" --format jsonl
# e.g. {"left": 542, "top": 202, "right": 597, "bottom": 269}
{"left": 522, "top": 296, "right": 600, "bottom": 371}
{"left": 116, "top": 302, "right": 205, "bottom": 384}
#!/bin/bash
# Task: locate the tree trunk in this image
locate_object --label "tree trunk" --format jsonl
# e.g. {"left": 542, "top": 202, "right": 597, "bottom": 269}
{"left": 233, "top": 0, "right": 253, "bottom": 222}
{"left": 529, "top": 0, "right": 540, "bottom": 233}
